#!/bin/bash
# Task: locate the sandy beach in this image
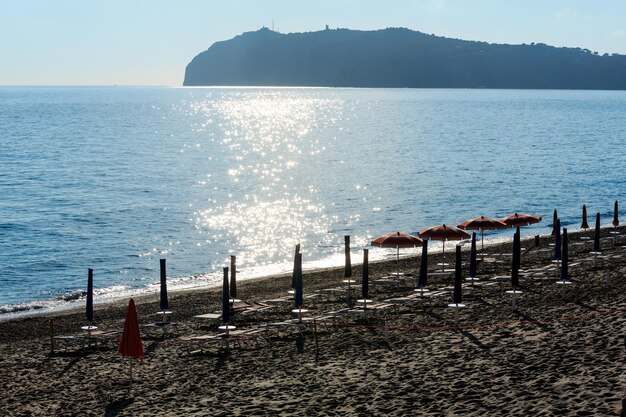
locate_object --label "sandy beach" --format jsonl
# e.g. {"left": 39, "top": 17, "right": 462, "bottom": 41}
{"left": 1, "top": 227, "right": 625, "bottom": 416}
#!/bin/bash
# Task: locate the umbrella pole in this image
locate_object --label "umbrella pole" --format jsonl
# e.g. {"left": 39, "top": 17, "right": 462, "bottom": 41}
{"left": 129, "top": 361, "right": 133, "bottom": 393}
{"left": 442, "top": 242, "right": 445, "bottom": 271}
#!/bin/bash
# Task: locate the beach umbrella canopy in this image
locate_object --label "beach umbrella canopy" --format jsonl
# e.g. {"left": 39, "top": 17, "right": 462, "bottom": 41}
{"left": 291, "top": 244, "right": 300, "bottom": 289}
{"left": 230, "top": 255, "right": 237, "bottom": 299}
{"left": 159, "top": 259, "right": 169, "bottom": 311}
{"left": 418, "top": 224, "right": 470, "bottom": 242}
{"left": 593, "top": 213, "right": 601, "bottom": 252}
{"left": 614, "top": 200, "right": 620, "bottom": 227}
{"left": 458, "top": 216, "right": 508, "bottom": 253}
{"left": 554, "top": 219, "right": 562, "bottom": 261}
{"left": 511, "top": 228, "right": 520, "bottom": 288}
{"left": 294, "top": 252, "right": 303, "bottom": 309}
{"left": 222, "top": 267, "right": 230, "bottom": 324}
{"left": 371, "top": 232, "right": 423, "bottom": 261}
{"left": 344, "top": 236, "right": 352, "bottom": 278}
{"left": 469, "top": 232, "right": 477, "bottom": 279}
{"left": 418, "top": 239, "right": 428, "bottom": 288}
{"left": 362, "top": 249, "right": 369, "bottom": 299}
{"left": 500, "top": 213, "right": 542, "bottom": 228}
{"left": 453, "top": 245, "right": 462, "bottom": 305}
{"left": 581, "top": 205, "right": 589, "bottom": 230}
{"left": 118, "top": 298, "right": 144, "bottom": 362}
{"left": 86, "top": 268, "right": 94, "bottom": 323}
{"left": 561, "top": 228, "right": 569, "bottom": 282}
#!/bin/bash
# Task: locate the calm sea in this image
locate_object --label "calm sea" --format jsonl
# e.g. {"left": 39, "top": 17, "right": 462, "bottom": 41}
{"left": 1, "top": 87, "right": 625, "bottom": 314}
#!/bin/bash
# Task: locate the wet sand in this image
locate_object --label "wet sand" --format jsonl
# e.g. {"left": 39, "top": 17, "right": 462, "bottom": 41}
{"left": 1, "top": 227, "right": 625, "bottom": 416}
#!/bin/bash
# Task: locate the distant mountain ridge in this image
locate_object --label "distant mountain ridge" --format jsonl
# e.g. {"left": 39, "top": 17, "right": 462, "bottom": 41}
{"left": 184, "top": 27, "right": 626, "bottom": 89}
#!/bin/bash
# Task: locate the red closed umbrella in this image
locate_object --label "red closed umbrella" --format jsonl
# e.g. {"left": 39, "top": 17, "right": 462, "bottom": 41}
{"left": 119, "top": 299, "right": 144, "bottom": 389}
{"left": 500, "top": 213, "right": 542, "bottom": 228}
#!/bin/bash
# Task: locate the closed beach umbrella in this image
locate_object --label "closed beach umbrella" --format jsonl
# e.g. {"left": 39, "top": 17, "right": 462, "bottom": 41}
{"left": 552, "top": 216, "right": 560, "bottom": 238}
{"left": 614, "top": 200, "right": 620, "bottom": 227}
{"left": 581, "top": 205, "right": 589, "bottom": 230}
{"left": 294, "top": 252, "right": 303, "bottom": 309}
{"left": 593, "top": 212, "right": 601, "bottom": 252}
{"left": 362, "top": 249, "right": 369, "bottom": 299}
{"left": 230, "top": 255, "right": 237, "bottom": 299}
{"left": 551, "top": 209, "right": 558, "bottom": 236}
{"left": 418, "top": 239, "right": 428, "bottom": 288}
{"left": 500, "top": 213, "right": 542, "bottom": 228}
{"left": 118, "top": 298, "right": 144, "bottom": 361}
{"left": 159, "top": 259, "right": 168, "bottom": 312}
{"left": 511, "top": 228, "right": 520, "bottom": 288}
{"left": 554, "top": 219, "right": 561, "bottom": 261}
{"left": 457, "top": 216, "right": 507, "bottom": 252}
{"left": 222, "top": 267, "right": 230, "bottom": 324}
{"left": 561, "top": 228, "right": 569, "bottom": 282}
{"left": 118, "top": 298, "right": 144, "bottom": 390}
{"left": 86, "top": 268, "right": 94, "bottom": 323}
{"left": 371, "top": 232, "right": 423, "bottom": 261}
{"left": 344, "top": 236, "right": 352, "bottom": 278}
{"left": 291, "top": 244, "right": 300, "bottom": 289}
{"left": 453, "top": 245, "right": 462, "bottom": 305}
{"left": 469, "top": 232, "right": 477, "bottom": 280}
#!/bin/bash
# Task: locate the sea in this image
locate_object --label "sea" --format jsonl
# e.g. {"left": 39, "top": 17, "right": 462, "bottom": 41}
{"left": 1, "top": 86, "right": 625, "bottom": 316}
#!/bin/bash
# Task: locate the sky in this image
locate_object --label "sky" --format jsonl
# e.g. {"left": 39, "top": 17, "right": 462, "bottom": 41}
{"left": 1, "top": 0, "right": 625, "bottom": 86}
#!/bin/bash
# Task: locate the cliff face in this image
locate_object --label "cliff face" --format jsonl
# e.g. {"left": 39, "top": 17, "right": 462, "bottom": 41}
{"left": 184, "top": 27, "right": 626, "bottom": 89}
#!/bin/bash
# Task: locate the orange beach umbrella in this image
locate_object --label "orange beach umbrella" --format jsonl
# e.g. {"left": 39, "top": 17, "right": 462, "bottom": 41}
{"left": 500, "top": 213, "right": 542, "bottom": 228}
{"left": 371, "top": 232, "right": 423, "bottom": 261}
{"left": 457, "top": 216, "right": 508, "bottom": 252}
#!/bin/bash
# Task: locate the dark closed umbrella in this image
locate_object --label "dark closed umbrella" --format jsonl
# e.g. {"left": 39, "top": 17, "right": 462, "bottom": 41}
{"left": 291, "top": 244, "right": 300, "bottom": 289}
{"left": 362, "top": 249, "right": 369, "bottom": 299}
{"left": 469, "top": 232, "right": 477, "bottom": 279}
{"left": 418, "top": 239, "right": 428, "bottom": 288}
{"left": 554, "top": 219, "right": 561, "bottom": 261}
{"left": 594, "top": 213, "right": 601, "bottom": 252}
{"left": 561, "top": 228, "right": 569, "bottom": 282}
{"left": 511, "top": 228, "right": 520, "bottom": 288}
{"left": 614, "top": 201, "right": 620, "bottom": 227}
{"left": 86, "top": 268, "right": 94, "bottom": 323}
{"left": 581, "top": 205, "right": 589, "bottom": 230}
{"left": 453, "top": 245, "right": 462, "bottom": 305}
{"left": 222, "top": 267, "right": 230, "bottom": 324}
{"left": 294, "top": 252, "right": 303, "bottom": 309}
{"left": 551, "top": 209, "right": 558, "bottom": 235}
{"left": 230, "top": 255, "right": 237, "bottom": 299}
{"left": 159, "top": 259, "right": 168, "bottom": 311}
{"left": 344, "top": 236, "right": 352, "bottom": 278}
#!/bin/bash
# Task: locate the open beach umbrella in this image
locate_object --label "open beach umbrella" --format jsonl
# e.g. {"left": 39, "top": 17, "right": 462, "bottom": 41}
{"left": 362, "top": 249, "right": 369, "bottom": 299}
{"left": 469, "top": 233, "right": 477, "bottom": 281}
{"left": 118, "top": 298, "right": 144, "bottom": 390}
{"left": 417, "top": 239, "right": 428, "bottom": 289}
{"left": 551, "top": 209, "right": 559, "bottom": 236}
{"left": 511, "top": 228, "right": 520, "bottom": 288}
{"left": 230, "top": 255, "right": 237, "bottom": 299}
{"left": 581, "top": 205, "right": 589, "bottom": 230}
{"left": 500, "top": 213, "right": 542, "bottom": 228}
{"left": 561, "top": 228, "right": 569, "bottom": 282}
{"left": 86, "top": 268, "right": 94, "bottom": 323}
{"left": 344, "top": 236, "right": 352, "bottom": 278}
{"left": 291, "top": 244, "right": 300, "bottom": 289}
{"left": 593, "top": 213, "right": 601, "bottom": 252}
{"left": 453, "top": 245, "right": 462, "bottom": 305}
{"left": 418, "top": 224, "right": 469, "bottom": 257}
{"left": 159, "top": 259, "right": 169, "bottom": 312}
{"left": 222, "top": 267, "right": 230, "bottom": 324}
{"left": 554, "top": 219, "right": 561, "bottom": 261}
{"left": 457, "top": 216, "right": 507, "bottom": 252}
{"left": 294, "top": 252, "right": 303, "bottom": 309}
{"left": 614, "top": 200, "right": 620, "bottom": 227}
{"left": 371, "top": 232, "right": 423, "bottom": 261}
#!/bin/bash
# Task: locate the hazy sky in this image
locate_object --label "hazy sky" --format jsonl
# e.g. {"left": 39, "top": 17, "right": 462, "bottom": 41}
{"left": 1, "top": 0, "right": 625, "bottom": 86}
